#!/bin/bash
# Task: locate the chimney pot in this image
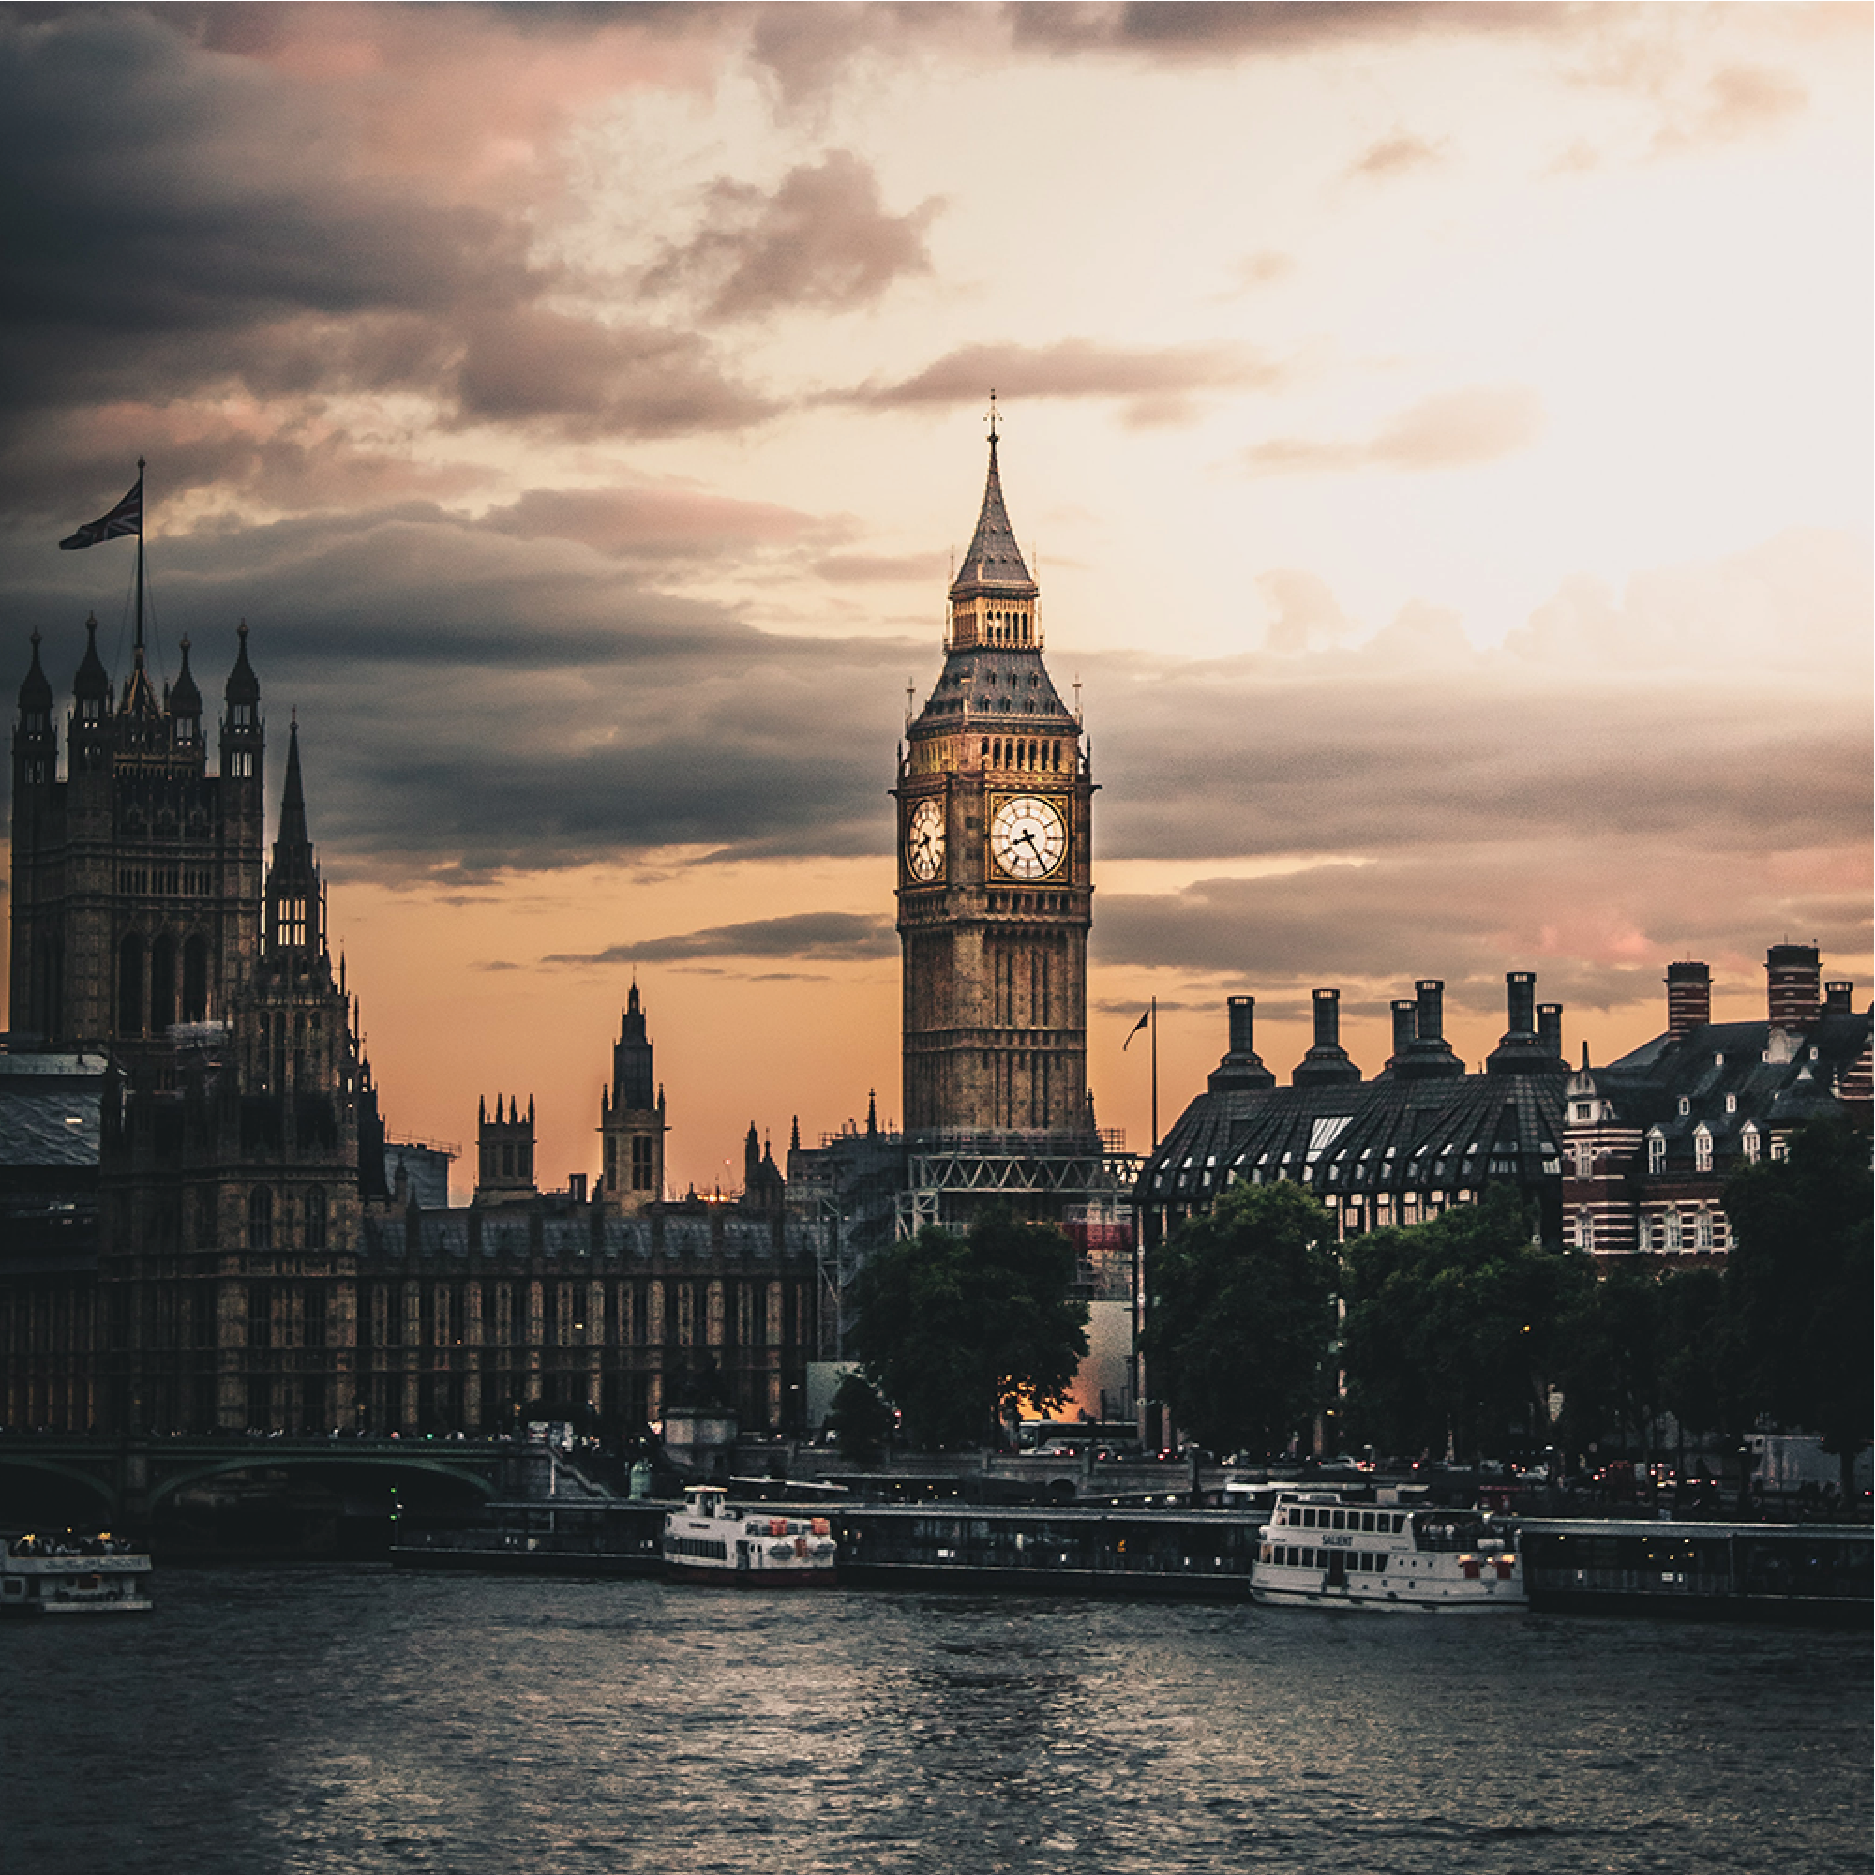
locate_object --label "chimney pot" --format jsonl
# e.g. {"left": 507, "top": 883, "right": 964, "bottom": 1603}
{"left": 1666, "top": 961, "right": 1711, "bottom": 1037}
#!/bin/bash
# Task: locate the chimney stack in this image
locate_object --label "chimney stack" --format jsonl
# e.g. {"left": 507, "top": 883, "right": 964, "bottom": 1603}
{"left": 1537, "top": 1003, "right": 1564, "bottom": 1060}
{"left": 1766, "top": 943, "right": 1821, "bottom": 1030}
{"left": 1416, "top": 978, "right": 1445, "bottom": 1046}
{"left": 1228, "top": 995, "right": 1256, "bottom": 1057}
{"left": 1209, "top": 994, "right": 1276, "bottom": 1092}
{"left": 1384, "top": 982, "right": 1463, "bottom": 1079}
{"left": 1487, "top": 972, "right": 1566, "bottom": 1076}
{"left": 1504, "top": 970, "right": 1536, "bottom": 1038}
{"left": 1825, "top": 980, "right": 1854, "bottom": 1014}
{"left": 1292, "top": 986, "right": 1361, "bottom": 1086}
{"left": 1666, "top": 961, "right": 1711, "bottom": 1038}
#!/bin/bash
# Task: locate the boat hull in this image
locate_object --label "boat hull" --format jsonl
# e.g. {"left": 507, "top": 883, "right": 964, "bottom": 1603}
{"left": 664, "top": 1561, "right": 837, "bottom": 1588}
{"left": 1252, "top": 1577, "right": 1522, "bottom": 1613}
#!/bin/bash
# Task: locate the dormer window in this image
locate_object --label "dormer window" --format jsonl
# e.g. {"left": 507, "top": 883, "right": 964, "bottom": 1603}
{"left": 1693, "top": 1126, "right": 1713, "bottom": 1174}
{"left": 1677, "top": 1095, "right": 1690, "bottom": 1116}
{"left": 1740, "top": 1124, "right": 1761, "bottom": 1165}
{"left": 1725, "top": 1093, "right": 1737, "bottom": 1113}
{"left": 1647, "top": 1131, "right": 1666, "bottom": 1175}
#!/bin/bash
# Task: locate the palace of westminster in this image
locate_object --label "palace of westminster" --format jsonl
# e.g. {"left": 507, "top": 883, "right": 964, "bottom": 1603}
{"left": 3, "top": 437, "right": 1868, "bottom": 1441}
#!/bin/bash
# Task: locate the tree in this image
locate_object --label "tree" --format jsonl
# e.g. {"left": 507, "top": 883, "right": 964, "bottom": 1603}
{"left": 1656, "top": 1265, "right": 1752, "bottom": 1501}
{"left": 824, "top": 1373, "right": 895, "bottom": 1467}
{"left": 1553, "top": 1262, "right": 1664, "bottom": 1466}
{"left": 1143, "top": 1181, "right": 1336, "bottom": 1459}
{"left": 1723, "top": 1114, "right": 1872, "bottom": 1500}
{"left": 846, "top": 1206, "right": 1088, "bottom": 1449}
{"left": 1342, "top": 1188, "right": 1591, "bottom": 1463}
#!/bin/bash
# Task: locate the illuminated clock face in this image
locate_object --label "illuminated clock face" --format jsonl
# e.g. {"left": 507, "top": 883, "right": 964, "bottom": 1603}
{"left": 905, "top": 797, "right": 946, "bottom": 882}
{"left": 990, "top": 794, "right": 1067, "bottom": 880}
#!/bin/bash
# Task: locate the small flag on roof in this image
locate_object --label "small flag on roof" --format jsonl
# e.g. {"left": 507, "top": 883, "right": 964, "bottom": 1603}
{"left": 60, "top": 469, "right": 143, "bottom": 550}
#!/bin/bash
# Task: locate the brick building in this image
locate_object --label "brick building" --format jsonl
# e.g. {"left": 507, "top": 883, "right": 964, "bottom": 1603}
{"left": 1561, "top": 945, "right": 1871, "bottom": 1261}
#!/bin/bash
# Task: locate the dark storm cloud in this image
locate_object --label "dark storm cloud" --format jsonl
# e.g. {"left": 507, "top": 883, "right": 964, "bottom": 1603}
{"left": 1093, "top": 842, "right": 1872, "bottom": 1056}
{"left": 0, "top": 9, "right": 767, "bottom": 446}
{"left": 547, "top": 910, "right": 896, "bottom": 966}
{"left": 0, "top": 13, "right": 522, "bottom": 401}
{"left": 7, "top": 501, "right": 1864, "bottom": 903}
{"left": 453, "top": 309, "right": 775, "bottom": 438}
{"left": 643, "top": 150, "right": 941, "bottom": 321}
{"left": 485, "top": 485, "right": 843, "bottom": 562}
{"left": 1087, "top": 654, "right": 1872, "bottom": 865}
{"left": 0, "top": 502, "right": 915, "bottom": 878}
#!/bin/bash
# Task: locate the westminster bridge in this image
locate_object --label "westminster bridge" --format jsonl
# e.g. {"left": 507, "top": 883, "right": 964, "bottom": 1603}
{"left": 0, "top": 1431, "right": 536, "bottom": 1528}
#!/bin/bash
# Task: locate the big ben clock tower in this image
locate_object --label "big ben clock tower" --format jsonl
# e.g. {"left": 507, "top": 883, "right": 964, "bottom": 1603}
{"left": 895, "top": 415, "right": 1097, "bottom": 1148}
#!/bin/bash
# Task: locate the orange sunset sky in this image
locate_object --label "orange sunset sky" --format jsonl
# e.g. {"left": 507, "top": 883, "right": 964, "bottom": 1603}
{"left": 2, "top": 3, "right": 1869, "bottom": 1199}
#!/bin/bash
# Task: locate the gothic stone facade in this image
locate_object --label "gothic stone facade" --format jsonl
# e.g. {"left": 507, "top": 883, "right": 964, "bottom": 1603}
{"left": 2, "top": 620, "right": 818, "bottom": 1437}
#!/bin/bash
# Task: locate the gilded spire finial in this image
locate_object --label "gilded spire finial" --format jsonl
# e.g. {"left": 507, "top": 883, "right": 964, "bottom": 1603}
{"left": 987, "top": 387, "right": 998, "bottom": 444}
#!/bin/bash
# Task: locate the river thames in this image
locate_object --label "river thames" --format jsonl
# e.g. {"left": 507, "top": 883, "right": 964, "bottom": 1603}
{"left": 6, "top": 1566, "right": 1868, "bottom": 1872}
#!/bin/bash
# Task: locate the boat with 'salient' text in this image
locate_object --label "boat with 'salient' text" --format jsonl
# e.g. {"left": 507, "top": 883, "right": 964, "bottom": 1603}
{"left": 661, "top": 1484, "right": 837, "bottom": 1586}
{"left": 1253, "top": 1492, "right": 1524, "bottom": 1612}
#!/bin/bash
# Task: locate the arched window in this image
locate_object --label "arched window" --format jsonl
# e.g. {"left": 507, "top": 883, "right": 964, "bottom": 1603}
{"left": 118, "top": 931, "right": 145, "bottom": 1036}
{"left": 182, "top": 934, "right": 209, "bottom": 1023}
{"left": 248, "top": 1186, "right": 273, "bottom": 1251}
{"left": 150, "top": 932, "right": 176, "bottom": 1034}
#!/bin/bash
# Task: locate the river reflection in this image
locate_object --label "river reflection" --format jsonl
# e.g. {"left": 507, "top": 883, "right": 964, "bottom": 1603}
{"left": 6, "top": 1567, "right": 1868, "bottom": 1872}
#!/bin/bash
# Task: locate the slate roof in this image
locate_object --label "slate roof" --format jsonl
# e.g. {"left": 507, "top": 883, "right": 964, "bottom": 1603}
{"left": 1142, "top": 1065, "right": 1565, "bottom": 1212}
{"left": 950, "top": 436, "right": 1036, "bottom": 597}
{"left": 0, "top": 1055, "right": 107, "bottom": 1169}
{"left": 912, "top": 644, "right": 1077, "bottom": 735}
{"left": 1586, "top": 1010, "right": 1872, "bottom": 1151}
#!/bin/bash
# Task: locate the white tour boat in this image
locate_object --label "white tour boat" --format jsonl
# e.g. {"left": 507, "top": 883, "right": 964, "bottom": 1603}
{"left": 1253, "top": 1492, "right": 1524, "bottom": 1613}
{"left": 1, "top": 1531, "right": 153, "bottom": 1616}
{"left": 661, "top": 1485, "right": 837, "bottom": 1586}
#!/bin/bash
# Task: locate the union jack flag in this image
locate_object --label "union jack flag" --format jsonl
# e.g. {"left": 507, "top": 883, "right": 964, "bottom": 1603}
{"left": 59, "top": 472, "right": 143, "bottom": 550}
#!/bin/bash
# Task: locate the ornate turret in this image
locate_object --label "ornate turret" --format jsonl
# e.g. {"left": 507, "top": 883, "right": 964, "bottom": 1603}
{"left": 13, "top": 631, "right": 54, "bottom": 791}
{"left": 262, "top": 721, "right": 324, "bottom": 972}
{"left": 599, "top": 982, "right": 666, "bottom": 1214}
{"left": 476, "top": 1094, "right": 538, "bottom": 1205}
{"left": 69, "top": 614, "right": 112, "bottom": 773}
{"left": 169, "top": 636, "right": 202, "bottom": 747}
{"left": 220, "top": 620, "right": 262, "bottom": 789}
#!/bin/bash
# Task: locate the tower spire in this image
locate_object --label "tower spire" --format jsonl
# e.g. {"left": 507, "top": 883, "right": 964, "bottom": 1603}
{"left": 950, "top": 398, "right": 1034, "bottom": 599}
{"left": 278, "top": 714, "right": 309, "bottom": 854}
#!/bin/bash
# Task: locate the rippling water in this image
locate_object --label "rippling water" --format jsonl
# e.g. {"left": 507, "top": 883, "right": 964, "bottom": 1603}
{"left": 7, "top": 1567, "right": 1868, "bottom": 1872}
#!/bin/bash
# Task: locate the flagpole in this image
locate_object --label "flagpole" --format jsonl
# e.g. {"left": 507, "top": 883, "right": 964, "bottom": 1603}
{"left": 1149, "top": 995, "right": 1158, "bottom": 1149}
{"left": 134, "top": 458, "right": 146, "bottom": 652}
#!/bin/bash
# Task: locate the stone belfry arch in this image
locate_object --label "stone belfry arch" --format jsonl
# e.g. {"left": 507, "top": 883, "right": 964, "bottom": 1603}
{"left": 894, "top": 411, "right": 1098, "bottom": 1158}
